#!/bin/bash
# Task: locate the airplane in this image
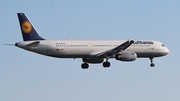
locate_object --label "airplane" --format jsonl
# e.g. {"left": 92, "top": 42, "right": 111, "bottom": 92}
{"left": 14, "top": 13, "right": 169, "bottom": 69}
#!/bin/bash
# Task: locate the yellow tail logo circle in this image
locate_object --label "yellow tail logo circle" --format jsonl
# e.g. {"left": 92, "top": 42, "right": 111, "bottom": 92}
{"left": 22, "top": 21, "right": 32, "bottom": 34}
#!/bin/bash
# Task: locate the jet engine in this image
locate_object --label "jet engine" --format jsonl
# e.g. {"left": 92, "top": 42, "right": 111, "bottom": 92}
{"left": 83, "top": 58, "right": 104, "bottom": 64}
{"left": 115, "top": 51, "right": 137, "bottom": 61}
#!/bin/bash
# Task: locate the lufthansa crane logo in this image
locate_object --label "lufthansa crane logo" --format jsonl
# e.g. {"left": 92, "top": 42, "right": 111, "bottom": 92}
{"left": 22, "top": 21, "right": 32, "bottom": 34}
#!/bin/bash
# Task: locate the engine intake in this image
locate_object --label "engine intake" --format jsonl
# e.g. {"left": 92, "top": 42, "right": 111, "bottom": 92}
{"left": 115, "top": 51, "right": 137, "bottom": 61}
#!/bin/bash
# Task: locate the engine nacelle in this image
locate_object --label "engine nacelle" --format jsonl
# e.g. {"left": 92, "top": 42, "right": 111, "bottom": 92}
{"left": 83, "top": 58, "right": 104, "bottom": 64}
{"left": 115, "top": 51, "right": 137, "bottom": 61}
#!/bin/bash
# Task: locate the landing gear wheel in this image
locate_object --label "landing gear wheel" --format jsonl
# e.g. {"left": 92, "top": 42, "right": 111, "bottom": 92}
{"left": 103, "top": 61, "right": 110, "bottom": 68}
{"left": 81, "top": 63, "right": 89, "bottom": 69}
{"left": 150, "top": 63, "right": 155, "bottom": 67}
{"left": 149, "top": 57, "right": 155, "bottom": 67}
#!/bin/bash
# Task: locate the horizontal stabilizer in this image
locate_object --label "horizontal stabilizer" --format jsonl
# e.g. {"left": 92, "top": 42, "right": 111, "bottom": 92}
{"left": 26, "top": 41, "right": 40, "bottom": 47}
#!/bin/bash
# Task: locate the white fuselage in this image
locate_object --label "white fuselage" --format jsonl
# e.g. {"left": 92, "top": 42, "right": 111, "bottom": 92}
{"left": 16, "top": 40, "right": 169, "bottom": 58}
{"left": 15, "top": 13, "right": 169, "bottom": 68}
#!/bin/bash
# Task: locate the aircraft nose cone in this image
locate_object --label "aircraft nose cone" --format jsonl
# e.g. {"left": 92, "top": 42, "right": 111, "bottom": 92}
{"left": 165, "top": 47, "right": 169, "bottom": 55}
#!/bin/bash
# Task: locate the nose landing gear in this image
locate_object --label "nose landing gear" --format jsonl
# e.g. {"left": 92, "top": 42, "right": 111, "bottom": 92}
{"left": 150, "top": 57, "right": 155, "bottom": 67}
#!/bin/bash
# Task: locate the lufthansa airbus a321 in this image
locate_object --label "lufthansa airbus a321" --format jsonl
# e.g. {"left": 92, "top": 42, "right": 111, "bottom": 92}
{"left": 13, "top": 13, "right": 169, "bottom": 69}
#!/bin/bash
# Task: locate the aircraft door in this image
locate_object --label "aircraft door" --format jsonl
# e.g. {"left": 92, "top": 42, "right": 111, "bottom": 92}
{"left": 155, "top": 45, "right": 160, "bottom": 51}
{"left": 46, "top": 41, "right": 52, "bottom": 54}
{"left": 88, "top": 43, "right": 93, "bottom": 52}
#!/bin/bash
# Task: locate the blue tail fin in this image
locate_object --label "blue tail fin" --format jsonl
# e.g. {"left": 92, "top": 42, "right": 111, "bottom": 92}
{"left": 17, "top": 13, "right": 45, "bottom": 41}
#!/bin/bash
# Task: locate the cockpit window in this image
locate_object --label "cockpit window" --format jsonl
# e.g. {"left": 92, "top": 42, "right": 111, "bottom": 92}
{"left": 162, "top": 44, "right": 165, "bottom": 47}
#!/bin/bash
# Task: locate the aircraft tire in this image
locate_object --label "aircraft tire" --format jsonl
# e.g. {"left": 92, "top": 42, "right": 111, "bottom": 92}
{"left": 150, "top": 63, "right": 155, "bottom": 67}
{"left": 103, "top": 62, "right": 110, "bottom": 68}
{"left": 81, "top": 63, "right": 89, "bottom": 69}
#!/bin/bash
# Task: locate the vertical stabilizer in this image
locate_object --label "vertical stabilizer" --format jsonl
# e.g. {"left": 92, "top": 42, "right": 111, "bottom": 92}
{"left": 17, "top": 13, "right": 45, "bottom": 41}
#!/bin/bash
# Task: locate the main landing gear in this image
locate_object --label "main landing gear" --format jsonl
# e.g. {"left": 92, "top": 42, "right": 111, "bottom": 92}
{"left": 81, "top": 59, "right": 111, "bottom": 69}
{"left": 150, "top": 57, "right": 155, "bottom": 67}
{"left": 81, "top": 63, "right": 89, "bottom": 69}
{"left": 103, "top": 60, "right": 110, "bottom": 68}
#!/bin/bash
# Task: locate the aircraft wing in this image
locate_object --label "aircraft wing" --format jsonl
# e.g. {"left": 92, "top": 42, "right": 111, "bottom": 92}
{"left": 96, "top": 40, "right": 134, "bottom": 58}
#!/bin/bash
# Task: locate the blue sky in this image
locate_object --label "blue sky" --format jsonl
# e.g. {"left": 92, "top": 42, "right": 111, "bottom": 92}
{"left": 0, "top": 0, "right": 179, "bottom": 101}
